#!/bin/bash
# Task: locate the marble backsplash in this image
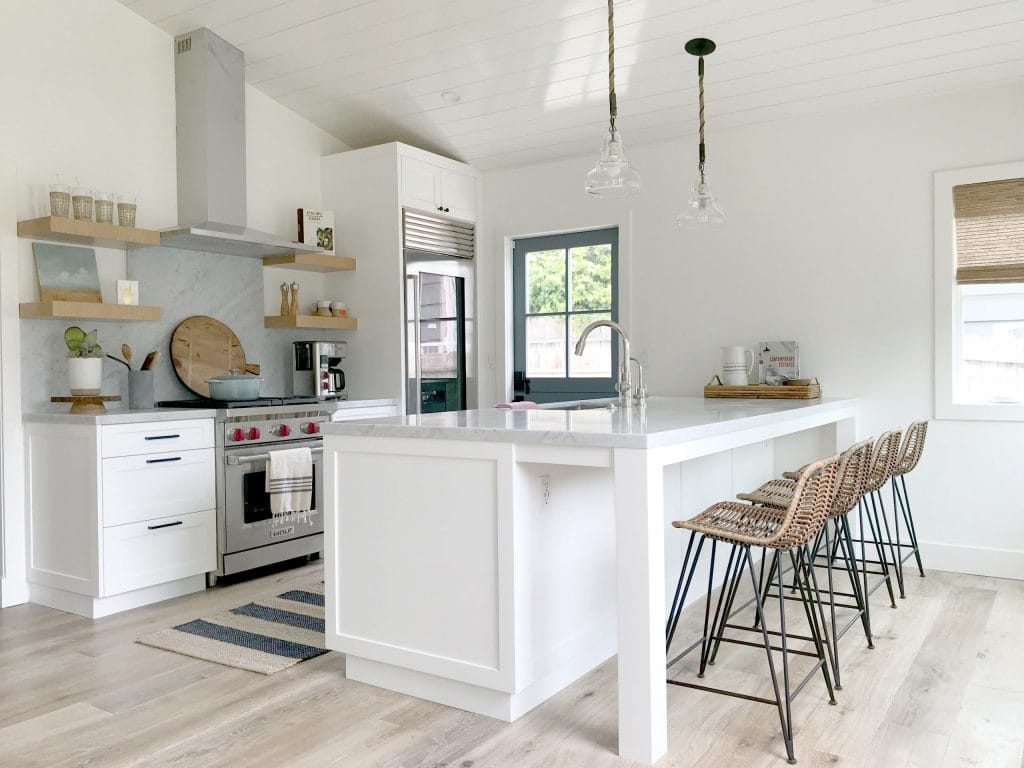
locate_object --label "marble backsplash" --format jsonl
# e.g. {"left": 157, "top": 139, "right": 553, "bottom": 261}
{"left": 21, "top": 246, "right": 336, "bottom": 411}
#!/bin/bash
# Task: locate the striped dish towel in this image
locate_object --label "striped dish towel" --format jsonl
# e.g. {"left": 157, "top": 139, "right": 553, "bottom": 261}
{"left": 265, "top": 447, "right": 313, "bottom": 522}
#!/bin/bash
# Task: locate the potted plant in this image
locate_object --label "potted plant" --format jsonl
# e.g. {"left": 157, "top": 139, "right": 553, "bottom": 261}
{"left": 65, "top": 326, "right": 103, "bottom": 395}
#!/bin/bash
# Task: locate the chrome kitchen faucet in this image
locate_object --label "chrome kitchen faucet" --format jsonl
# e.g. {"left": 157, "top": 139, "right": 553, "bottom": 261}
{"left": 574, "top": 319, "right": 647, "bottom": 408}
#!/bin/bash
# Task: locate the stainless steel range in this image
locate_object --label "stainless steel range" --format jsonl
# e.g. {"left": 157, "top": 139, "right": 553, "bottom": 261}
{"left": 159, "top": 396, "right": 342, "bottom": 584}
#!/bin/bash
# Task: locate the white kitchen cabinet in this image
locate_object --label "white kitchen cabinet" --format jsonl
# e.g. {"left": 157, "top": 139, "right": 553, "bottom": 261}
{"left": 322, "top": 143, "right": 482, "bottom": 412}
{"left": 400, "top": 152, "right": 479, "bottom": 223}
{"left": 24, "top": 416, "right": 216, "bottom": 618}
{"left": 103, "top": 509, "right": 216, "bottom": 596}
{"left": 100, "top": 418, "right": 214, "bottom": 458}
{"left": 101, "top": 448, "right": 215, "bottom": 526}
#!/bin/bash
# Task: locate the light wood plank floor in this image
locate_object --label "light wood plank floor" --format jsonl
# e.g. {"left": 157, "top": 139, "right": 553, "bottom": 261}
{"left": 1, "top": 564, "right": 1022, "bottom": 768}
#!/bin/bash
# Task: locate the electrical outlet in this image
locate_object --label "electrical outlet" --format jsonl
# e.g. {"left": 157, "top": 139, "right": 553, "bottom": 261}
{"left": 541, "top": 474, "right": 552, "bottom": 506}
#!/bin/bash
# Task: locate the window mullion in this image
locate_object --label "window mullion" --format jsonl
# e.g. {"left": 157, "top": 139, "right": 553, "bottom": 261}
{"left": 564, "top": 248, "right": 571, "bottom": 380}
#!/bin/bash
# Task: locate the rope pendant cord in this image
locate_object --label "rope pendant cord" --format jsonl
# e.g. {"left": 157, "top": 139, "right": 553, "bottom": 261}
{"left": 608, "top": 0, "right": 617, "bottom": 132}
{"left": 698, "top": 55, "right": 706, "bottom": 181}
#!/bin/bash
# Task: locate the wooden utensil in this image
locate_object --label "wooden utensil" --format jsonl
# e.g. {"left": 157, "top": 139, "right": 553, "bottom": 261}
{"left": 121, "top": 343, "right": 133, "bottom": 370}
{"left": 106, "top": 354, "right": 131, "bottom": 370}
{"left": 170, "top": 316, "right": 261, "bottom": 398}
{"left": 140, "top": 351, "right": 159, "bottom": 371}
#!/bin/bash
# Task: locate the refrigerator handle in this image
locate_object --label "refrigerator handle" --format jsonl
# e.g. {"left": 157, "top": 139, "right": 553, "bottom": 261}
{"left": 406, "top": 274, "right": 423, "bottom": 415}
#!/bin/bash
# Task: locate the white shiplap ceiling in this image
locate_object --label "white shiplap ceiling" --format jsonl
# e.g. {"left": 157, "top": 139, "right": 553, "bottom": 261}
{"left": 119, "top": 0, "right": 1024, "bottom": 169}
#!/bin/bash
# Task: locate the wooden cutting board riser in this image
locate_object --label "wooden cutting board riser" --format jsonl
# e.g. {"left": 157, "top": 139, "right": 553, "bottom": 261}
{"left": 170, "top": 316, "right": 260, "bottom": 398}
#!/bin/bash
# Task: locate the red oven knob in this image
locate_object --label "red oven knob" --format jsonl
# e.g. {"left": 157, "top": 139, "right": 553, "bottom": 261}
{"left": 247, "top": 427, "right": 261, "bottom": 440}
{"left": 277, "top": 424, "right": 291, "bottom": 437}
{"left": 229, "top": 428, "right": 244, "bottom": 442}
{"left": 302, "top": 422, "right": 319, "bottom": 435}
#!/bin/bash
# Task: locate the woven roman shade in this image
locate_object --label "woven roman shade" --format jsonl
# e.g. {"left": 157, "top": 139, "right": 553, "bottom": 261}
{"left": 954, "top": 178, "right": 1024, "bottom": 284}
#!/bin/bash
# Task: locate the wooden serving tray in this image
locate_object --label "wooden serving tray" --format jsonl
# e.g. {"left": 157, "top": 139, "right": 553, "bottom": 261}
{"left": 704, "top": 376, "right": 821, "bottom": 400}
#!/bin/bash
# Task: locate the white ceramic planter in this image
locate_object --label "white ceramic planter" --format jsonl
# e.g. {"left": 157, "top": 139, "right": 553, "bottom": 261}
{"left": 69, "top": 357, "right": 103, "bottom": 396}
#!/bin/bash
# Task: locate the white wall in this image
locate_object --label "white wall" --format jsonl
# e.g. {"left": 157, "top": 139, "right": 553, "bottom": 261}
{"left": 482, "top": 81, "right": 1024, "bottom": 580}
{"left": 0, "top": 0, "right": 346, "bottom": 605}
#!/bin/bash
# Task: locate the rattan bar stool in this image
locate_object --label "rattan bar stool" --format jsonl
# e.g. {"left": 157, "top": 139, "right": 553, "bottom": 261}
{"left": 858, "top": 429, "right": 906, "bottom": 599}
{"left": 735, "top": 439, "right": 875, "bottom": 691}
{"left": 665, "top": 457, "right": 839, "bottom": 765}
{"left": 890, "top": 420, "right": 929, "bottom": 579}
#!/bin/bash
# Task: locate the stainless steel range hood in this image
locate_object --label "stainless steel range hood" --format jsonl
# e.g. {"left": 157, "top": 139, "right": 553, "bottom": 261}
{"left": 161, "top": 28, "right": 324, "bottom": 258}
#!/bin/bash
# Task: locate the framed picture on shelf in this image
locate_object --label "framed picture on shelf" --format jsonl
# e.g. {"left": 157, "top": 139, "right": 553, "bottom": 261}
{"left": 33, "top": 242, "right": 102, "bottom": 303}
{"left": 116, "top": 280, "right": 139, "bottom": 305}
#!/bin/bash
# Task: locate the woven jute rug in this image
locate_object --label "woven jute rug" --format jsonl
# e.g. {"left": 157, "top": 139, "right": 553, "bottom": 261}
{"left": 137, "top": 583, "right": 328, "bottom": 675}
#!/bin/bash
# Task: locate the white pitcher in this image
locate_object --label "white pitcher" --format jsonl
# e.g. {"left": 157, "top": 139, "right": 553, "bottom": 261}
{"left": 721, "top": 346, "right": 754, "bottom": 385}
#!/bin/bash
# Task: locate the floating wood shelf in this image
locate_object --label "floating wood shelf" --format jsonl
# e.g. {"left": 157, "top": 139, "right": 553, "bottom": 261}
{"left": 20, "top": 301, "right": 162, "bottom": 321}
{"left": 17, "top": 216, "right": 160, "bottom": 249}
{"left": 262, "top": 252, "right": 357, "bottom": 272}
{"left": 264, "top": 315, "right": 358, "bottom": 330}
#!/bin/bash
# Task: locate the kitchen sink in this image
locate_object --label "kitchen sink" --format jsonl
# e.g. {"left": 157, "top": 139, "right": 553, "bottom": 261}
{"left": 541, "top": 401, "right": 618, "bottom": 411}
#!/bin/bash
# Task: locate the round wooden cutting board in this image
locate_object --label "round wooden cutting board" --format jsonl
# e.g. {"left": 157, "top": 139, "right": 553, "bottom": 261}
{"left": 170, "top": 316, "right": 261, "bottom": 398}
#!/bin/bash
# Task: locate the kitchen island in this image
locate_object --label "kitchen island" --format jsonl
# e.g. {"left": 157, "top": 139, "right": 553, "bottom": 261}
{"left": 321, "top": 396, "right": 857, "bottom": 764}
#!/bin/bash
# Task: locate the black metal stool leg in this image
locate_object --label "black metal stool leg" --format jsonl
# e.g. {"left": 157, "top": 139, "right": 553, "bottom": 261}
{"left": 775, "top": 550, "right": 797, "bottom": 764}
{"left": 666, "top": 534, "right": 706, "bottom": 653}
{"left": 700, "top": 545, "right": 739, "bottom": 674}
{"left": 898, "top": 475, "right": 925, "bottom": 577}
{"left": 708, "top": 548, "right": 746, "bottom": 666}
{"left": 666, "top": 531, "right": 697, "bottom": 648}
{"left": 840, "top": 514, "right": 873, "bottom": 648}
{"left": 822, "top": 520, "right": 841, "bottom": 688}
{"left": 739, "top": 546, "right": 793, "bottom": 765}
{"left": 873, "top": 489, "right": 905, "bottom": 598}
{"left": 791, "top": 546, "right": 838, "bottom": 706}
{"left": 866, "top": 497, "right": 898, "bottom": 607}
{"left": 697, "top": 539, "right": 719, "bottom": 678}
{"left": 754, "top": 549, "right": 781, "bottom": 630}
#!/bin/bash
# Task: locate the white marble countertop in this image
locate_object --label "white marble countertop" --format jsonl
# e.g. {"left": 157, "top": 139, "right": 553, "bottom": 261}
{"left": 322, "top": 396, "right": 858, "bottom": 449}
{"left": 22, "top": 408, "right": 218, "bottom": 425}
{"left": 23, "top": 398, "right": 397, "bottom": 425}
{"left": 328, "top": 399, "right": 398, "bottom": 413}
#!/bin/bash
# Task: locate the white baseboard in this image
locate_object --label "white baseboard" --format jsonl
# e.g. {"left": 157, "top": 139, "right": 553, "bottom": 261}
{"left": 920, "top": 541, "right": 1024, "bottom": 581}
{"left": 346, "top": 634, "right": 614, "bottom": 724}
{"left": 28, "top": 575, "right": 206, "bottom": 619}
{"left": 1, "top": 577, "right": 29, "bottom": 607}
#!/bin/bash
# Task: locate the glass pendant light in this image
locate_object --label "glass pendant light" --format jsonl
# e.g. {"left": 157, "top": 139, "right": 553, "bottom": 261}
{"left": 677, "top": 38, "right": 725, "bottom": 227}
{"left": 585, "top": 0, "right": 641, "bottom": 197}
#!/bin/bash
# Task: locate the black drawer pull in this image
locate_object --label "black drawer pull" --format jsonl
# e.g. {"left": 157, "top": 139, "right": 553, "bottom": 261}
{"left": 147, "top": 521, "right": 183, "bottom": 530}
{"left": 145, "top": 456, "right": 182, "bottom": 464}
{"left": 144, "top": 434, "right": 181, "bottom": 441}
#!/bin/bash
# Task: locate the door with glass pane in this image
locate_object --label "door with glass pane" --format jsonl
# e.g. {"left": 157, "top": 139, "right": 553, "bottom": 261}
{"left": 512, "top": 228, "right": 618, "bottom": 402}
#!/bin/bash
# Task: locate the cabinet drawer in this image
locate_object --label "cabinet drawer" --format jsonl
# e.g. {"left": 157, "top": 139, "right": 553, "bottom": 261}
{"left": 101, "top": 419, "right": 214, "bottom": 458}
{"left": 102, "top": 448, "right": 215, "bottom": 527}
{"left": 102, "top": 509, "right": 215, "bottom": 596}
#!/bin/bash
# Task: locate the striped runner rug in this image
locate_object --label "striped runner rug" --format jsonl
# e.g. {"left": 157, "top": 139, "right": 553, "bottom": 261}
{"left": 137, "top": 583, "right": 328, "bottom": 675}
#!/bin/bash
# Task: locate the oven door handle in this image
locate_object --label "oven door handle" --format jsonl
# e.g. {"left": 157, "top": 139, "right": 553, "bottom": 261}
{"left": 225, "top": 446, "right": 323, "bottom": 466}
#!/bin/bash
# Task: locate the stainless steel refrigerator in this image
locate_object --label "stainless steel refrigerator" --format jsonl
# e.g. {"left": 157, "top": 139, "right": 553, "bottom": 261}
{"left": 403, "top": 211, "right": 476, "bottom": 415}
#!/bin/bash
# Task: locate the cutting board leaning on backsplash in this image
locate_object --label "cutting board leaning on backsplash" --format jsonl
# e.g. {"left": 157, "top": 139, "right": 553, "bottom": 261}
{"left": 170, "top": 315, "right": 261, "bottom": 398}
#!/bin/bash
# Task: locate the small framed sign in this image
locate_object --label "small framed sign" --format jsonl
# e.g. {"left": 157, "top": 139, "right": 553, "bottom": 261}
{"left": 116, "top": 279, "right": 139, "bottom": 306}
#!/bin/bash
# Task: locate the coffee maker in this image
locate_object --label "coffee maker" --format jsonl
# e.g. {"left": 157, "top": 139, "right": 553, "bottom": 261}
{"left": 293, "top": 341, "right": 347, "bottom": 399}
